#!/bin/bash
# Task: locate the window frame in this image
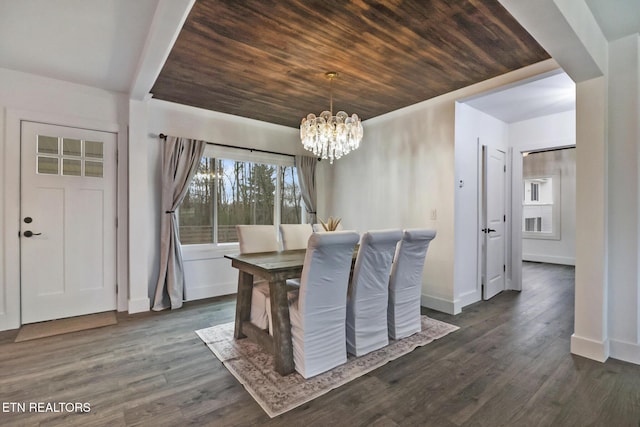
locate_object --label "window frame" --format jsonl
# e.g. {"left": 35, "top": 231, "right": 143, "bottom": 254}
{"left": 522, "top": 174, "right": 561, "bottom": 240}
{"left": 178, "top": 144, "right": 304, "bottom": 249}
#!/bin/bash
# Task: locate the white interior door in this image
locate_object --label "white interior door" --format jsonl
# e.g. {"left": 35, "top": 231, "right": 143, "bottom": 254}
{"left": 20, "top": 121, "right": 117, "bottom": 324}
{"left": 483, "top": 146, "right": 506, "bottom": 300}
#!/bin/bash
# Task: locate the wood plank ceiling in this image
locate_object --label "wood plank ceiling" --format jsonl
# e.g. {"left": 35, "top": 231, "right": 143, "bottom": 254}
{"left": 151, "top": 0, "right": 550, "bottom": 128}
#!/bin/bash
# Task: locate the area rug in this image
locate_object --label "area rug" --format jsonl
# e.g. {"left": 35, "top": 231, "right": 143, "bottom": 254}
{"left": 15, "top": 311, "right": 117, "bottom": 342}
{"left": 196, "top": 315, "right": 459, "bottom": 417}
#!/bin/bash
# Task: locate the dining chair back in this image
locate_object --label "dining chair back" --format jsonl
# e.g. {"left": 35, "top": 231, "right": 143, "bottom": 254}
{"left": 289, "top": 230, "right": 360, "bottom": 378}
{"left": 237, "top": 224, "right": 279, "bottom": 253}
{"left": 346, "top": 229, "right": 402, "bottom": 356}
{"left": 235, "top": 225, "right": 279, "bottom": 333}
{"left": 387, "top": 229, "right": 437, "bottom": 340}
{"left": 279, "top": 223, "right": 313, "bottom": 250}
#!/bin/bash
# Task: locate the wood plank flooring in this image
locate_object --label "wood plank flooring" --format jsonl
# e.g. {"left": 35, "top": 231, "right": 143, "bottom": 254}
{"left": 1, "top": 262, "right": 639, "bottom": 426}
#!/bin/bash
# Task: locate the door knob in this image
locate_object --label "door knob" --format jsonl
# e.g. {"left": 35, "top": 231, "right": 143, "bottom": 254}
{"left": 481, "top": 228, "right": 497, "bottom": 233}
{"left": 23, "top": 230, "right": 42, "bottom": 238}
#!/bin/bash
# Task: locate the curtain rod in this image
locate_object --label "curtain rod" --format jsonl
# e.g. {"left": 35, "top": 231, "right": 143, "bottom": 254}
{"left": 158, "top": 133, "right": 295, "bottom": 158}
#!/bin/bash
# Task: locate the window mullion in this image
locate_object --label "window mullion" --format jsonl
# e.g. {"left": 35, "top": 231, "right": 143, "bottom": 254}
{"left": 213, "top": 158, "right": 218, "bottom": 244}
{"left": 275, "top": 165, "right": 282, "bottom": 235}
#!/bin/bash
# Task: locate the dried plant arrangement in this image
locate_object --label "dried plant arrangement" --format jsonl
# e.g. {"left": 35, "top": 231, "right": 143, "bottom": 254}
{"left": 320, "top": 216, "right": 342, "bottom": 231}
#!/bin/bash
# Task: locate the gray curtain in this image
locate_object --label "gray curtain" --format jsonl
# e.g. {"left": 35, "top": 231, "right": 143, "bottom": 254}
{"left": 153, "top": 136, "right": 206, "bottom": 311}
{"left": 295, "top": 155, "right": 318, "bottom": 224}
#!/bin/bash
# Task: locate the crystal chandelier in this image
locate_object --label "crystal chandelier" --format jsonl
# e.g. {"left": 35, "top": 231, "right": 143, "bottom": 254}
{"left": 300, "top": 72, "right": 363, "bottom": 164}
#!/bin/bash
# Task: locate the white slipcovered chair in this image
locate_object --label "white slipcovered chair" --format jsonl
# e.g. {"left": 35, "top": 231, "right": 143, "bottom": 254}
{"left": 387, "top": 229, "right": 437, "bottom": 340}
{"left": 279, "top": 223, "right": 313, "bottom": 250}
{"left": 346, "top": 229, "right": 402, "bottom": 356}
{"left": 288, "top": 230, "right": 360, "bottom": 378}
{"left": 235, "top": 225, "right": 279, "bottom": 334}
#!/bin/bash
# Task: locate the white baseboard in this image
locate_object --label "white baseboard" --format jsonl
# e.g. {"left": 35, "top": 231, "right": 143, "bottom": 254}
{"left": 523, "top": 253, "right": 575, "bottom": 265}
{"left": 421, "top": 293, "right": 458, "bottom": 315}
{"left": 128, "top": 297, "right": 151, "bottom": 314}
{"left": 609, "top": 339, "right": 640, "bottom": 365}
{"left": 184, "top": 281, "right": 237, "bottom": 301}
{"left": 570, "top": 333, "right": 609, "bottom": 362}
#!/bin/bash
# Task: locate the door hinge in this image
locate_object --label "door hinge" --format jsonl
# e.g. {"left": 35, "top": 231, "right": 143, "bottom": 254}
{"left": 116, "top": 217, "right": 118, "bottom": 227}
{"left": 504, "top": 214, "right": 506, "bottom": 222}
{"left": 504, "top": 165, "right": 506, "bottom": 172}
{"left": 503, "top": 264, "right": 506, "bottom": 272}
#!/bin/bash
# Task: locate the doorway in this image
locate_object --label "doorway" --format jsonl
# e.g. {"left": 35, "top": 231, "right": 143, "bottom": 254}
{"left": 20, "top": 121, "right": 117, "bottom": 323}
{"left": 520, "top": 148, "right": 576, "bottom": 266}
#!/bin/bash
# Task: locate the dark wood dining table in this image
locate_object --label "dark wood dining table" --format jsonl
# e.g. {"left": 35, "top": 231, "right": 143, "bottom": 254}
{"left": 225, "top": 247, "right": 358, "bottom": 376}
{"left": 225, "top": 249, "right": 308, "bottom": 375}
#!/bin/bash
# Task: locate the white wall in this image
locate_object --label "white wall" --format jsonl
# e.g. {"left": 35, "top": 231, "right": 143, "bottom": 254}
{"left": 319, "top": 60, "right": 559, "bottom": 315}
{"left": 510, "top": 112, "right": 576, "bottom": 266}
{"left": 0, "top": 68, "right": 129, "bottom": 331}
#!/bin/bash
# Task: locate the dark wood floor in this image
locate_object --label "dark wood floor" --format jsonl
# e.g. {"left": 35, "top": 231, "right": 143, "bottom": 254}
{"left": 1, "top": 262, "right": 639, "bottom": 426}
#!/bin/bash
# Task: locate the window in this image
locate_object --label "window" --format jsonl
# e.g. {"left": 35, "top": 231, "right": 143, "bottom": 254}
{"left": 36, "top": 135, "right": 104, "bottom": 178}
{"left": 522, "top": 175, "right": 560, "bottom": 239}
{"left": 524, "top": 217, "right": 542, "bottom": 232}
{"left": 178, "top": 145, "right": 302, "bottom": 245}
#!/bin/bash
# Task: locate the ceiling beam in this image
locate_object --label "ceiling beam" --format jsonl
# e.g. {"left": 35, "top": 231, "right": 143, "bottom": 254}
{"left": 129, "top": 0, "right": 195, "bottom": 100}
{"left": 499, "top": 0, "right": 606, "bottom": 82}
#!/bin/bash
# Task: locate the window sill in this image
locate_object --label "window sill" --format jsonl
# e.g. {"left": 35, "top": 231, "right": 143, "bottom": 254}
{"left": 522, "top": 232, "right": 560, "bottom": 241}
{"left": 181, "top": 243, "right": 239, "bottom": 261}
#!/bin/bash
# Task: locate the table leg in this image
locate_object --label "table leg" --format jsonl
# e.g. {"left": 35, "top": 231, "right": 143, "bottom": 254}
{"left": 234, "top": 271, "right": 253, "bottom": 339}
{"left": 269, "top": 279, "right": 294, "bottom": 375}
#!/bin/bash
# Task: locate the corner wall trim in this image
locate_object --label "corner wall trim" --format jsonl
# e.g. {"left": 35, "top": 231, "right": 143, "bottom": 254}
{"left": 421, "top": 293, "right": 459, "bottom": 315}
{"left": 570, "top": 333, "right": 609, "bottom": 362}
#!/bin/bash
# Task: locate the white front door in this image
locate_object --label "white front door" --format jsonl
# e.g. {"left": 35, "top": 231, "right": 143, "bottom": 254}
{"left": 483, "top": 146, "right": 506, "bottom": 300}
{"left": 20, "top": 121, "right": 117, "bottom": 324}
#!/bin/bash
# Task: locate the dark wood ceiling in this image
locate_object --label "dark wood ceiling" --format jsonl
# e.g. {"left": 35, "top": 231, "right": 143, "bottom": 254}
{"left": 151, "top": 0, "right": 549, "bottom": 128}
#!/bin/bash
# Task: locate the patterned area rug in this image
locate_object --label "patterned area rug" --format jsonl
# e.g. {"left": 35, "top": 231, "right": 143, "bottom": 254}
{"left": 195, "top": 316, "right": 459, "bottom": 417}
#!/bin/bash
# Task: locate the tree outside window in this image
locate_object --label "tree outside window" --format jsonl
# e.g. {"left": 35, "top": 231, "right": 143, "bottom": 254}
{"left": 179, "top": 155, "right": 302, "bottom": 245}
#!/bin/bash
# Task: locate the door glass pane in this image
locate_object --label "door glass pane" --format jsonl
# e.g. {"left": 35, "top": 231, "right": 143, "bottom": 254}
{"left": 63, "top": 138, "right": 82, "bottom": 156}
{"left": 37, "top": 156, "right": 59, "bottom": 174}
{"left": 179, "top": 158, "right": 216, "bottom": 244}
{"left": 37, "top": 135, "right": 59, "bottom": 154}
{"left": 85, "top": 140, "right": 103, "bottom": 159}
{"left": 63, "top": 159, "right": 82, "bottom": 176}
{"left": 85, "top": 161, "right": 103, "bottom": 178}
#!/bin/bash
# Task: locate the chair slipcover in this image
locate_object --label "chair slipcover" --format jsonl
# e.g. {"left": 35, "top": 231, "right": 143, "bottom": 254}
{"left": 279, "top": 223, "right": 313, "bottom": 250}
{"left": 346, "top": 229, "right": 402, "bottom": 356}
{"left": 387, "top": 229, "right": 437, "bottom": 340}
{"left": 288, "top": 231, "right": 360, "bottom": 378}
{"left": 235, "top": 225, "right": 279, "bottom": 333}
